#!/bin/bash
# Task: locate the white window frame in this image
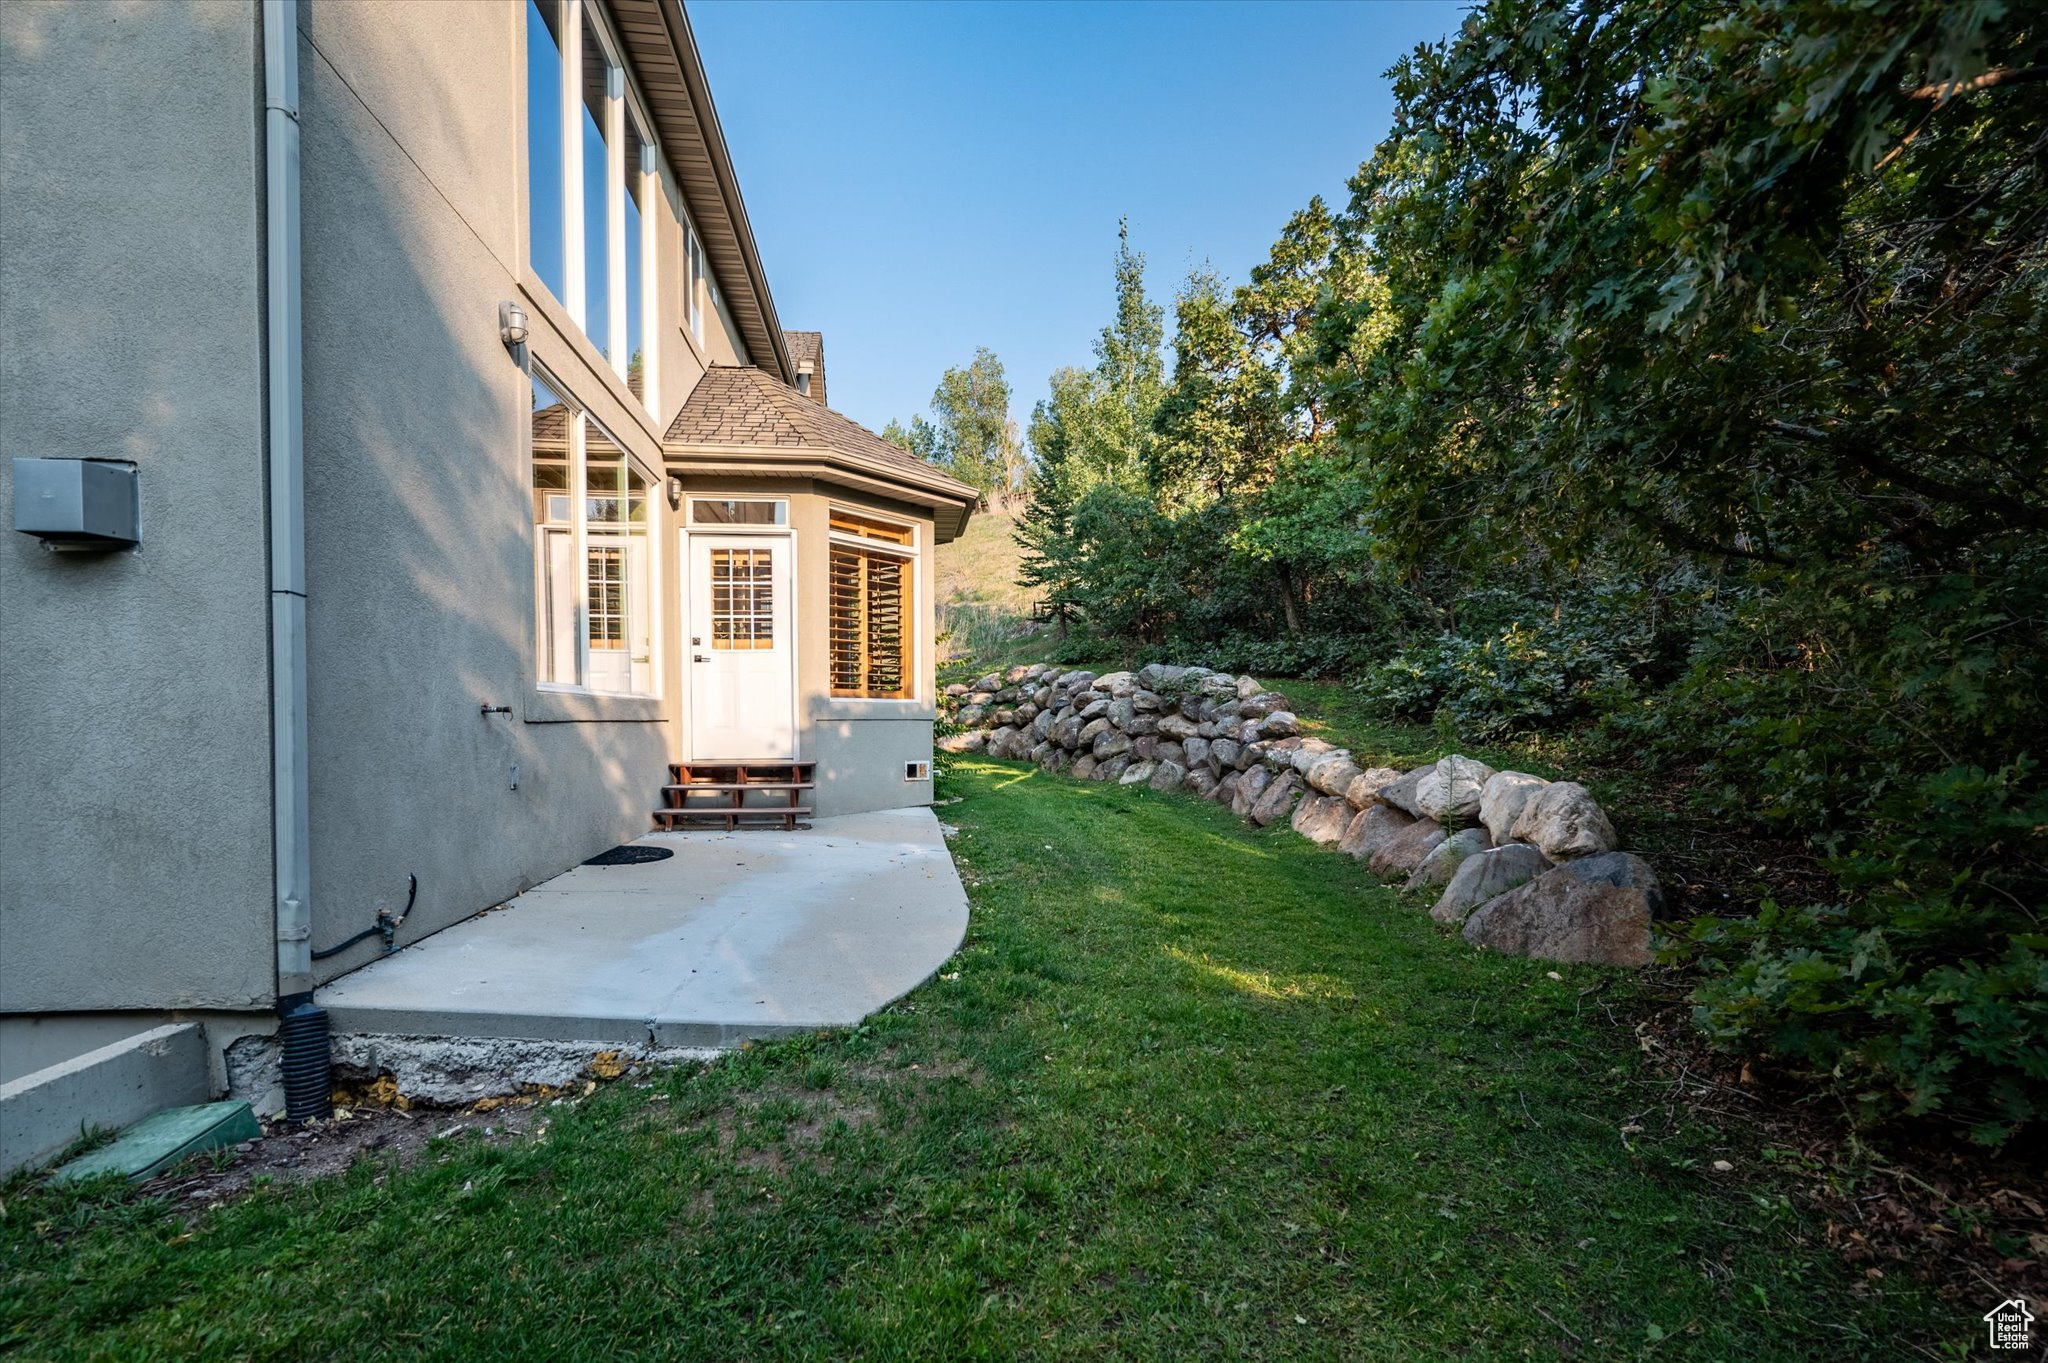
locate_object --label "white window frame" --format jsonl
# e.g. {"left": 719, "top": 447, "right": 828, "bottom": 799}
{"left": 826, "top": 506, "right": 921, "bottom": 703}
{"left": 533, "top": 363, "right": 663, "bottom": 699}
{"left": 685, "top": 497, "right": 788, "bottom": 528}
{"left": 531, "top": 0, "right": 662, "bottom": 419}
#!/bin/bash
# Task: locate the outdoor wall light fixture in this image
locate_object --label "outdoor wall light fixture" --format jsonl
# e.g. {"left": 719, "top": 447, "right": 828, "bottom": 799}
{"left": 498, "top": 301, "right": 529, "bottom": 351}
{"left": 667, "top": 475, "right": 685, "bottom": 509}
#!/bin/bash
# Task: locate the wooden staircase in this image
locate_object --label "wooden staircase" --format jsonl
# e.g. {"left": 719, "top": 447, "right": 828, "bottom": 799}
{"left": 655, "top": 761, "right": 815, "bottom": 831}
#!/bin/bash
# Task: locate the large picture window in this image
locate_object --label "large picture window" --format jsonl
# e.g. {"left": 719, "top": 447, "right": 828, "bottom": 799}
{"left": 828, "top": 511, "right": 916, "bottom": 700}
{"left": 531, "top": 372, "right": 657, "bottom": 696}
{"left": 525, "top": 0, "right": 659, "bottom": 416}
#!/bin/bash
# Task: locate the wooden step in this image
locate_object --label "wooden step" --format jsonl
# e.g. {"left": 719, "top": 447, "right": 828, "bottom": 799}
{"left": 653, "top": 806, "right": 812, "bottom": 831}
{"left": 661, "top": 781, "right": 814, "bottom": 794}
{"left": 670, "top": 761, "right": 815, "bottom": 776}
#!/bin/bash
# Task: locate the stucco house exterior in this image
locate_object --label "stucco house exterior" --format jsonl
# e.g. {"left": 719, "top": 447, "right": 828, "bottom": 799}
{"left": 0, "top": 0, "right": 975, "bottom": 1167}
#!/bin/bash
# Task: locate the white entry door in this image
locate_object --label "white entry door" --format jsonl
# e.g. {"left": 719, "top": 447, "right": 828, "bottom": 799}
{"left": 687, "top": 533, "right": 795, "bottom": 759}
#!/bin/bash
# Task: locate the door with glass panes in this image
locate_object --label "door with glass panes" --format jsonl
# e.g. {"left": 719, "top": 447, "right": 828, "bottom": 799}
{"left": 686, "top": 533, "right": 795, "bottom": 759}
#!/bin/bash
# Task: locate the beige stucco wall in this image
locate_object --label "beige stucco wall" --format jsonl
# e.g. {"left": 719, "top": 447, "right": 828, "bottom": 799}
{"left": 293, "top": 0, "right": 780, "bottom": 979}
{"left": 0, "top": 1, "right": 275, "bottom": 1013}
{"left": 1, "top": 0, "right": 938, "bottom": 1042}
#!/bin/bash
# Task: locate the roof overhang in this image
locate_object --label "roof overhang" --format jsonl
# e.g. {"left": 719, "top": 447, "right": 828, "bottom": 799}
{"left": 612, "top": 0, "right": 793, "bottom": 385}
{"left": 666, "top": 443, "right": 979, "bottom": 543}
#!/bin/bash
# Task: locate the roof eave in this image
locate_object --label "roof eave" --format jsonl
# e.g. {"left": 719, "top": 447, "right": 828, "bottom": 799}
{"left": 650, "top": 1, "right": 793, "bottom": 385}
{"left": 665, "top": 443, "right": 979, "bottom": 542}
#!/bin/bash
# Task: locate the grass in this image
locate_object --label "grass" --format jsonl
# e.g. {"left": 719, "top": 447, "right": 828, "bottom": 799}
{"left": 934, "top": 505, "right": 1051, "bottom": 663}
{"left": 0, "top": 761, "right": 1960, "bottom": 1360}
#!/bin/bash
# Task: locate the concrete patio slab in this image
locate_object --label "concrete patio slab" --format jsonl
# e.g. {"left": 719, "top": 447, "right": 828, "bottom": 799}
{"left": 317, "top": 807, "right": 968, "bottom": 1049}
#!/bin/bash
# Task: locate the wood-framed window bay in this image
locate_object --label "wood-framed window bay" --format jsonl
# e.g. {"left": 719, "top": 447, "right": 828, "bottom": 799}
{"left": 828, "top": 510, "right": 917, "bottom": 701}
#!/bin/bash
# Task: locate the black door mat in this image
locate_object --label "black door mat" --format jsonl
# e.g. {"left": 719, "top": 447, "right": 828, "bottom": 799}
{"left": 583, "top": 845, "right": 676, "bottom": 867}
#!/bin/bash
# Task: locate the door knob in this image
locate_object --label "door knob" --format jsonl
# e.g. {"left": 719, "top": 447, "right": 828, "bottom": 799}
{"left": 694, "top": 654, "right": 708, "bottom": 662}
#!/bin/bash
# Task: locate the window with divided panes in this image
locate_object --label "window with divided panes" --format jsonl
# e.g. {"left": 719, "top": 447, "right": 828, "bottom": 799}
{"left": 828, "top": 511, "right": 915, "bottom": 700}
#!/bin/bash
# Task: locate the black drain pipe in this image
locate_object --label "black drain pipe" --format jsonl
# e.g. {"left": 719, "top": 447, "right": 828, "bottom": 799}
{"left": 278, "top": 992, "right": 331, "bottom": 1122}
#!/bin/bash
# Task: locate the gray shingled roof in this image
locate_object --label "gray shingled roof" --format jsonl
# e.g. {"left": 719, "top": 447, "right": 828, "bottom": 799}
{"left": 783, "top": 330, "right": 825, "bottom": 407}
{"left": 665, "top": 366, "right": 978, "bottom": 506}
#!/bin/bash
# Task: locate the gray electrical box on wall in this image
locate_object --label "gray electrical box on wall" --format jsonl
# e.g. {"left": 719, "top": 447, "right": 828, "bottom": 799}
{"left": 12, "top": 458, "right": 140, "bottom": 549}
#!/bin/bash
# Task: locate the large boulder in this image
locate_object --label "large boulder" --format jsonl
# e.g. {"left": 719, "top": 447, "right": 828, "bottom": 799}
{"left": 1206, "top": 737, "right": 1239, "bottom": 775}
{"left": 1150, "top": 760, "right": 1188, "bottom": 793}
{"left": 1216, "top": 770, "right": 1244, "bottom": 807}
{"left": 1368, "top": 817, "right": 1446, "bottom": 877}
{"left": 1291, "top": 793, "right": 1353, "bottom": 845}
{"left": 1157, "top": 713, "right": 1202, "bottom": 741}
{"left": 937, "top": 731, "right": 986, "bottom": 754}
{"left": 1050, "top": 713, "right": 1085, "bottom": 749}
{"left": 1256, "top": 710, "right": 1300, "bottom": 740}
{"left": 1096, "top": 754, "right": 1132, "bottom": 782}
{"left": 1230, "top": 765, "right": 1273, "bottom": 819}
{"left": 1092, "top": 729, "right": 1132, "bottom": 761}
{"left": 1286, "top": 737, "right": 1337, "bottom": 771}
{"left": 1137, "top": 663, "right": 1187, "bottom": 691}
{"left": 1096, "top": 671, "right": 1137, "bottom": 698}
{"left": 971, "top": 673, "right": 1002, "bottom": 693}
{"left": 1344, "top": 767, "right": 1404, "bottom": 809}
{"left": 1156, "top": 740, "right": 1187, "bottom": 768}
{"left": 1404, "top": 827, "right": 1491, "bottom": 892}
{"left": 1478, "top": 771, "right": 1550, "bottom": 845}
{"left": 1078, "top": 717, "right": 1111, "bottom": 746}
{"left": 1183, "top": 736, "right": 1211, "bottom": 772}
{"left": 1235, "top": 674, "right": 1265, "bottom": 700}
{"left": 1031, "top": 707, "right": 1055, "bottom": 740}
{"left": 1120, "top": 760, "right": 1158, "bottom": 786}
{"left": 1509, "top": 781, "right": 1618, "bottom": 860}
{"left": 1071, "top": 753, "right": 1097, "bottom": 780}
{"left": 1461, "top": 853, "right": 1661, "bottom": 966}
{"left": 1078, "top": 697, "right": 1111, "bottom": 722}
{"left": 1184, "top": 765, "right": 1220, "bottom": 800}
{"left": 1376, "top": 765, "right": 1432, "bottom": 818}
{"left": 1338, "top": 803, "right": 1415, "bottom": 861}
{"left": 1124, "top": 714, "right": 1161, "bottom": 737}
{"left": 1132, "top": 689, "right": 1165, "bottom": 714}
{"left": 1415, "top": 755, "right": 1496, "bottom": 827}
{"left": 1430, "top": 843, "right": 1551, "bottom": 925}
{"left": 1306, "top": 755, "right": 1363, "bottom": 797}
{"left": 1250, "top": 770, "right": 1305, "bottom": 827}
{"left": 1107, "top": 697, "right": 1137, "bottom": 729}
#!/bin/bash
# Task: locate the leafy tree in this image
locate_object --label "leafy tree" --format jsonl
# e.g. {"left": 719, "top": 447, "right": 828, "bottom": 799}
{"left": 880, "top": 415, "right": 940, "bottom": 464}
{"left": 926, "top": 348, "right": 1022, "bottom": 497}
{"left": 1309, "top": 0, "right": 2048, "bottom": 1141}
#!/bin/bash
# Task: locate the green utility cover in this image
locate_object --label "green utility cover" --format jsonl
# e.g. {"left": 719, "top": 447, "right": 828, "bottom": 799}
{"left": 54, "top": 1101, "right": 261, "bottom": 1183}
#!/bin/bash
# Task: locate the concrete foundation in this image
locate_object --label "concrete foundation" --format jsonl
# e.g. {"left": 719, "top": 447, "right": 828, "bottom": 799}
{"left": 332, "top": 1033, "right": 719, "bottom": 1106}
{"left": 0, "top": 1023, "right": 212, "bottom": 1174}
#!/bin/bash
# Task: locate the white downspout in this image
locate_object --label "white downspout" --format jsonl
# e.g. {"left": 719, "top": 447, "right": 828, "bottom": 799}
{"left": 263, "top": 0, "right": 311, "bottom": 1002}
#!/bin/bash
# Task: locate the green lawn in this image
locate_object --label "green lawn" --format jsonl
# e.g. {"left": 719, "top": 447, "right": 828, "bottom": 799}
{"left": 1, "top": 760, "right": 1955, "bottom": 1359}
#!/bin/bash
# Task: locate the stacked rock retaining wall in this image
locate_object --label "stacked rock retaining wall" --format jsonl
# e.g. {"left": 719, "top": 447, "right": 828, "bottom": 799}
{"left": 940, "top": 663, "right": 1660, "bottom": 967}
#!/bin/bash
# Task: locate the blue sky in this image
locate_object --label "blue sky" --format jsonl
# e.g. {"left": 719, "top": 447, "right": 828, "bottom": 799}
{"left": 689, "top": 0, "right": 1469, "bottom": 437}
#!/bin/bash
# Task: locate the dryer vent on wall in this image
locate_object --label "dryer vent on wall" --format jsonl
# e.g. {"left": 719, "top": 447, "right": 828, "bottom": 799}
{"left": 905, "top": 760, "right": 931, "bottom": 782}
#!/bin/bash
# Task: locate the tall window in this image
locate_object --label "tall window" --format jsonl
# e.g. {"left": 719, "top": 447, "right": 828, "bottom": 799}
{"left": 525, "top": 0, "right": 658, "bottom": 416}
{"left": 684, "top": 217, "right": 705, "bottom": 346}
{"left": 624, "top": 114, "right": 650, "bottom": 398}
{"left": 828, "top": 511, "right": 916, "bottom": 700}
{"left": 525, "top": 0, "right": 566, "bottom": 303}
{"left": 531, "top": 371, "right": 657, "bottom": 696}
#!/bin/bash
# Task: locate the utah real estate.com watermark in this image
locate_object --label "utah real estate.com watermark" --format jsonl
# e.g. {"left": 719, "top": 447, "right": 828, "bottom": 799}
{"left": 1983, "top": 1298, "right": 2034, "bottom": 1351}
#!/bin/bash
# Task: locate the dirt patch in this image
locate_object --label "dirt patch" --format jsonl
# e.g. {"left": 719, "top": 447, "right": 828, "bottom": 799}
{"left": 1617, "top": 981, "right": 2048, "bottom": 1313}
